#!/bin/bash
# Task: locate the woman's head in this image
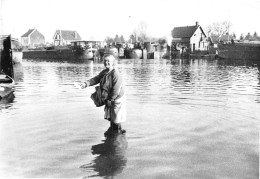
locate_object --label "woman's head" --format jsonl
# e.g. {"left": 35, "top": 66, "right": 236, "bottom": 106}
{"left": 103, "top": 54, "right": 117, "bottom": 70}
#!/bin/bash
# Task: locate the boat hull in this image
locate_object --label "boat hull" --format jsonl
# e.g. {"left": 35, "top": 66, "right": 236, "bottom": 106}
{"left": 23, "top": 49, "right": 94, "bottom": 61}
{"left": 0, "top": 75, "right": 15, "bottom": 99}
{"left": 130, "top": 49, "right": 142, "bottom": 59}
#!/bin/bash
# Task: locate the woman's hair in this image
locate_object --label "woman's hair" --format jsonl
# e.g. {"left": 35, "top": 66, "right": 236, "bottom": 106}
{"left": 103, "top": 54, "right": 118, "bottom": 67}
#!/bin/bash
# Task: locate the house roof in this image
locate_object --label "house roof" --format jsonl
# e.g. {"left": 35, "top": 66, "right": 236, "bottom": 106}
{"left": 172, "top": 25, "right": 207, "bottom": 39}
{"left": 55, "top": 30, "right": 82, "bottom": 40}
{"left": 21, "top": 29, "right": 35, "bottom": 37}
{"left": 172, "top": 25, "right": 198, "bottom": 38}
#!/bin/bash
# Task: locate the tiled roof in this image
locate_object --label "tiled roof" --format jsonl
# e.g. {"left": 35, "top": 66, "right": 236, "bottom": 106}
{"left": 21, "top": 29, "right": 35, "bottom": 37}
{"left": 58, "top": 30, "right": 82, "bottom": 40}
{"left": 172, "top": 25, "right": 198, "bottom": 38}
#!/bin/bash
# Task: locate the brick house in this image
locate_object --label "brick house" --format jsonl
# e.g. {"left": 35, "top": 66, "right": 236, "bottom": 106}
{"left": 171, "top": 22, "right": 208, "bottom": 53}
{"left": 21, "top": 29, "right": 45, "bottom": 48}
{"left": 53, "top": 30, "right": 81, "bottom": 46}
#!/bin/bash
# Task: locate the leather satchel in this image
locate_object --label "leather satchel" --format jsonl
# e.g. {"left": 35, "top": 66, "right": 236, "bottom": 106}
{"left": 90, "top": 86, "right": 105, "bottom": 107}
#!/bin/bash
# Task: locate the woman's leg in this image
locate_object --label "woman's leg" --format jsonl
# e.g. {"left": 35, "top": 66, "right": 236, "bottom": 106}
{"left": 111, "top": 122, "right": 126, "bottom": 133}
{"left": 111, "top": 122, "right": 121, "bottom": 130}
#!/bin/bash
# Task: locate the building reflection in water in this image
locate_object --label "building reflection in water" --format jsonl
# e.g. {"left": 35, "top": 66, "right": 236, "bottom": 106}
{"left": 0, "top": 92, "right": 15, "bottom": 110}
{"left": 81, "top": 132, "right": 128, "bottom": 178}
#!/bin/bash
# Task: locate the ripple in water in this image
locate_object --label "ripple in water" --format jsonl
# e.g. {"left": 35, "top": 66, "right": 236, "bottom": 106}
{"left": 0, "top": 58, "right": 259, "bottom": 178}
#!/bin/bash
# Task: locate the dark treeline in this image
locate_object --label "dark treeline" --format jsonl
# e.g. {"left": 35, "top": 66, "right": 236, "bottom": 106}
{"left": 239, "top": 32, "right": 260, "bottom": 41}
{"left": 104, "top": 21, "right": 168, "bottom": 45}
{"left": 104, "top": 34, "right": 167, "bottom": 45}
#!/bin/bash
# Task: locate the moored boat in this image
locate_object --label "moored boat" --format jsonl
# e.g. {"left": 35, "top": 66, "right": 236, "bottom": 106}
{"left": 0, "top": 74, "right": 14, "bottom": 99}
{"left": 0, "top": 35, "right": 15, "bottom": 99}
{"left": 22, "top": 40, "right": 98, "bottom": 61}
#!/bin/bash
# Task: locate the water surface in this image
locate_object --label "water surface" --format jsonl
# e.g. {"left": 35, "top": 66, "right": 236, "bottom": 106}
{"left": 0, "top": 58, "right": 259, "bottom": 178}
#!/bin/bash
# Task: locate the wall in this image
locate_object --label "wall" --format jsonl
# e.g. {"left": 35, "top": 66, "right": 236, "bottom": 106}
{"left": 190, "top": 27, "right": 208, "bottom": 52}
{"left": 21, "top": 37, "right": 29, "bottom": 46}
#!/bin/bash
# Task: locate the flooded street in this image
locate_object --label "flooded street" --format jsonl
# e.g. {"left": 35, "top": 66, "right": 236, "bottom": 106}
{"left": 0, "top": 58, "right": 259, "bottom": 178}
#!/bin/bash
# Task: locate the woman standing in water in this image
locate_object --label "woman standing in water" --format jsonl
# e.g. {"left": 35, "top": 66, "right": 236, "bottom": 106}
{"left": 80, "top": 54, "right": 126, "bottom": 135}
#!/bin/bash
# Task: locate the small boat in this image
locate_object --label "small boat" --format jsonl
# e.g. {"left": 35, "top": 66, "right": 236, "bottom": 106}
{"left": 0, "top": 74, "right": 15, "bottom": 99}
{"left": 0, "top": 35, "right": 15, "bottom": 100}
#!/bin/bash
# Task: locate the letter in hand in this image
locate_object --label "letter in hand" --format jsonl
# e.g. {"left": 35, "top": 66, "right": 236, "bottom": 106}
{"left": 74, "top": 82, "right": 86, "bottom": 89}
{"left": 79, "top": 82, "right": 87, "bottom": 89}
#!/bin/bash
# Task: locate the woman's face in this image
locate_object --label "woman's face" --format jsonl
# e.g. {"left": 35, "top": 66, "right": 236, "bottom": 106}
{"left": 104, "top": 56, "right": 114, "bottom": 70}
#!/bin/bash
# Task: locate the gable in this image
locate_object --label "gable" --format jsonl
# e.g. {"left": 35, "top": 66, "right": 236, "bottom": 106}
{"left": 53, "top": 30, "right": 62, "bottom": 40}
{"left": 30, "top": 29, "right": 45, "bottom": 39}
{"left": 193, "top": 27, "right": 207, "bottom": 38}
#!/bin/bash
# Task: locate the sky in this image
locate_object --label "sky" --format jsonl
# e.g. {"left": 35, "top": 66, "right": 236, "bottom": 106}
{"left": 1, "top": 0, "right": 260, "bottom": 43}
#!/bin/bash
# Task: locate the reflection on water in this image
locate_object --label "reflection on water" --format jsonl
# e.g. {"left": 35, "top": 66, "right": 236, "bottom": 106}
{"left": 0, "top": 58, "right": 259, "bottom": 178}
{"left": 0, "top": 92, "right": 15, "bottom": 110}
{"left": 80, "top": 133, "right": 128, "bottom": 178}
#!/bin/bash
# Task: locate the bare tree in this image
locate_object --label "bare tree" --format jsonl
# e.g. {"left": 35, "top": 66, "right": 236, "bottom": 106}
{"left": 104, "top": 36, "right": 114, "bottom": 45}
{"left": 205, "top": 25, "right": 213, "bottom": 36}
{"left": 132, "top": 21, "right": 148, "bottom": 42}
{"left": 206, "top": 21, "right": 232, "bottom": 37}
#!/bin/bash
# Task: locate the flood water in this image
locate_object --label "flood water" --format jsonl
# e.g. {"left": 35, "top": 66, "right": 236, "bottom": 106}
{"left": 0, "top": 58, "right": 259, "bottom": 178}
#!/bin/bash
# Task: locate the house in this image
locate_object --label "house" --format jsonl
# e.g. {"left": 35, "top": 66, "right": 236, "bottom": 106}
{"left": 53, "top": 30, "right": 81, "bottom": 46}
{"left": 171, "top": 22, "right": 208, "bottom": 53}
{"left": 21, "top": 28, "right": 45, "bottom": 48}
{"left": 209, "top": 34, "right": 235, "bottom": 47}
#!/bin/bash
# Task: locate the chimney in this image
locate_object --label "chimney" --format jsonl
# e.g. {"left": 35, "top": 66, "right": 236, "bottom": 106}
{"left": 74, "top": 32, "right": 77, "bottom": 39}
{"left": 196, "top": 21, "right": 199, "bottom": 26}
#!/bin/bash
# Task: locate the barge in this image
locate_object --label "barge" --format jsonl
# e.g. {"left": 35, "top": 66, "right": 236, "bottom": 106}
{"left": 23, "top": 40, "right": 97, "bottom": 61}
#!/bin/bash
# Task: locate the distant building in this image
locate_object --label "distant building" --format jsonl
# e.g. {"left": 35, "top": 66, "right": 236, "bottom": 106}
{"left": 53, "top": 30, "right": 81, "bottom": 46}
{"left": 21, "top": 28, "right": 45, "bottom": 48}
{"left": 209, "top": 34, "right": 235, "bottom": 47}
{"left": 171, "top": 22, "right": 208, "bottom": 52}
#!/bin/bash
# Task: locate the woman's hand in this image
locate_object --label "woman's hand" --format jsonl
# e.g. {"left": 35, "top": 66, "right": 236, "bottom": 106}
{"left": 79, "top": 82, "right": 87, "bottom": 89}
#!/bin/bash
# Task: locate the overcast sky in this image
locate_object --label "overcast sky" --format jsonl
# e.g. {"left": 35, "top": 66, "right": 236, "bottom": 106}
{"left": 1, "top": 0, "right": 260, "bottom": 42}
